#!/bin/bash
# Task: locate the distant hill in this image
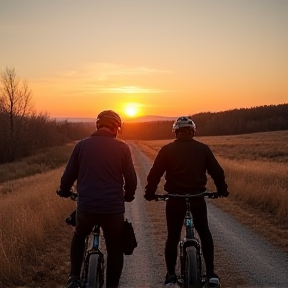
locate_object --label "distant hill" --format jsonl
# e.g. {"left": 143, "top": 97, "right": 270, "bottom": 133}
{"left": 55, "top": 115, "right": 176, "bottom": 123}
{"left": 123, "top": 115, "right": 177, "bottom": 122}
{"left": 55, "top": 117, "right": 95, "bottom": 123}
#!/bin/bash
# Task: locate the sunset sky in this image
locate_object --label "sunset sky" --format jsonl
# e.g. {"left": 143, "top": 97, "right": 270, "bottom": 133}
{"left": 0, "top": 0, "right": 287, "bottom": 120}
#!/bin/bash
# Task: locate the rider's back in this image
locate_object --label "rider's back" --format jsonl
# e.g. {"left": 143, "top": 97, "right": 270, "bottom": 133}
{"left": 150, "top": 137, "right": 226, "bottom": 194}
{"left": 61, "top": 130, "right": 137, "bottom": 214}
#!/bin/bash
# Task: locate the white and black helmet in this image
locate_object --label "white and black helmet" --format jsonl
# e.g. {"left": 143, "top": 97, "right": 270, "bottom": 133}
{"left": 172, "top": 116, "right": 196, "bottom": 133}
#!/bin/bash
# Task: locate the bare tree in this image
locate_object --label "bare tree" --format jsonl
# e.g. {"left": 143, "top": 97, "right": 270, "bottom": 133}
{"left": 0, "top": 67, "right": 34, "bottom": 161}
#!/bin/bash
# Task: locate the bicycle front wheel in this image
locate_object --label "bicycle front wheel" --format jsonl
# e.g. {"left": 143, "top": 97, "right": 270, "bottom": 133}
{"left": 184, "top": 246, "right": 202, "bottom": 288}
{"left": 86, "top": 253, "right": 104, "bottom": 288}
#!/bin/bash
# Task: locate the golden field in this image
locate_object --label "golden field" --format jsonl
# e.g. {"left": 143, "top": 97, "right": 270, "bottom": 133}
{"left": 0, "top": 168, "right": 75, "bottom": 286}
{"left": 0, "top": 130, "right": 287, "bottom": 286}
{"left": 135, "top": 130, "right": 288, "bottom": 222}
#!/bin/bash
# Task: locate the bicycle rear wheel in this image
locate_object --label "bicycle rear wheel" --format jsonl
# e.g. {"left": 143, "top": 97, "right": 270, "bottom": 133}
{"left": 184, "top": 246, "right": 202, "bottom": 288}
{"left": 86, "top": 253, "right": 104, "bottom": 288}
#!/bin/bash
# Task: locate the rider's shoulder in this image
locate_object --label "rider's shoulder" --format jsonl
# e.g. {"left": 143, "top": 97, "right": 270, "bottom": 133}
{"left": 113, "top": 138, "right": 132, "bottom": 150}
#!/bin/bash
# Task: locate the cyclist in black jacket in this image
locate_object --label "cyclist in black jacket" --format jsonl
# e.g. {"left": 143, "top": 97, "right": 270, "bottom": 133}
{"left": 144, "top": 116, "right": 229, "bottom": 287}
{"left": 57, "top": 110, "right": 137, "bottom": 288}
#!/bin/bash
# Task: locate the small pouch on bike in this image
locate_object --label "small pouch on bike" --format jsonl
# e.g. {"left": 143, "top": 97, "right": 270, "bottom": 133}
{"left": 122, "top": 219, "right": 137, "bottom": 255}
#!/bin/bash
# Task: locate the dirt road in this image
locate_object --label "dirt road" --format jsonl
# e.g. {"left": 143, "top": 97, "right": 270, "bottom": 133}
{"left": 118, "top": 143, "right": 288, "bottom": 288}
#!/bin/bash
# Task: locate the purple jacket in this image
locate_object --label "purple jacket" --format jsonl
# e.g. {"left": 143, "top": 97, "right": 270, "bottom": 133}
{"left": 60, "top": 130, "right": 137, "bottom": 214}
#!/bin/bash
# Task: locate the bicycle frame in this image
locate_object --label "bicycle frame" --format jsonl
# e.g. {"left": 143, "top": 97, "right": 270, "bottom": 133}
{"left": 81, "top": 224, "right": 104, "bottom": 288}
{"left": 86, "top": 224, "right": 101, "bottom": 252}
{"left": 64, "top": 192, "right": 105, "bottom": 288}
{"left": 180, "top": 195, "right": 202, "bottom": 283}
{"left": 155, "top": 191, "right": 218, "bottom": 287}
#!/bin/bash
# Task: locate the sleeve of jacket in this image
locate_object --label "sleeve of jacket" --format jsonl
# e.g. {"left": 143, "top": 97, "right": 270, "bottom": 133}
{"left": 60, "top": 141, "right": 82, "bottom": 192}
{"left": 145, "top": 147, "right": 166, "bottom": 195}
{"left": 205, "top": 145, "right": 228, "bottom": 192}
{"left": 123, "top": 144, "right": 137, "bottom": 198}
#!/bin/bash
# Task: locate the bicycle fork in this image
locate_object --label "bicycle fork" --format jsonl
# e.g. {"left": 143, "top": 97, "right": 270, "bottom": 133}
{"left": 180, "top": 201, "right": 202, "bottom": 282}
{"left": 180, "top": 239, "right": 202, "bottom": 277}
{"left": 81, "top": 225, "right": 104, "bottom": 288}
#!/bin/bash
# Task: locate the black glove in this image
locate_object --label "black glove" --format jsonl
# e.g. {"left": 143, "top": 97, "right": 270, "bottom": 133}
{"left": 218, "top": 190, "right": 230, "bottom": 197}
{"left": 56, "top": 189, "right": 71, "bottom": 198}
{"left": 124, "top": 195, "right": 135, "bottom": 202}
{"left": 144, "top": 193, "right": 157, "bottom": 201}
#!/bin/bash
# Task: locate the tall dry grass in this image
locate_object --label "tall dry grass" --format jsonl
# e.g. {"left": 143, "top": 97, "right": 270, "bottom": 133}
{"left": 0, "top": 168, "right": 75, "bottom": 286}
{"left": 208, "top": 157, "right": 288, "bottom": 222}
{"left": 0, "top": 130, "right": 287, "bottom": 285}
{"left": 134, "top": 130, "right": 288, "bottom": 225}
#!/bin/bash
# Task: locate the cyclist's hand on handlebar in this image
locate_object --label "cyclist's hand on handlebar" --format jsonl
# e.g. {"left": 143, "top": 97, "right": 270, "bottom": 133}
{"left": 218, "top": 190, "right": 230, "bottom": 197}
{"left": 124, "top": 195, "right": 135, "bottom": 202}
{"left": 144, "top": 193, "right": 157, "bottom": 201}
{"left": 56, "top": 189, "right": 71, "bottom": 198}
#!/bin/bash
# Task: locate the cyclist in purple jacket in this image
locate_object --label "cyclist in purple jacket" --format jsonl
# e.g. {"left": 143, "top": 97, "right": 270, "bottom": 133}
{"left": 57, "top": 110, "right": 137, "bottom": 288}
{"left": 144, "top": 116, "right": 229, "bottom": 287}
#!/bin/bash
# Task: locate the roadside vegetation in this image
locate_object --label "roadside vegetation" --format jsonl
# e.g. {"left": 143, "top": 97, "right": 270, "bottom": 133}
{"left": 0, "top": 168, "right": 75, "bottom": 287}
{"left": 0, "top": 130, "right": 287, "bottom": 286}
{"left": 0, "top": 144, "right": 74, "bottom": 185}
{"left": 0, "top": 143, "right": 77, "bottom": 286}
{"left": 136, "top": 130, "right": 288, "bottom": 224}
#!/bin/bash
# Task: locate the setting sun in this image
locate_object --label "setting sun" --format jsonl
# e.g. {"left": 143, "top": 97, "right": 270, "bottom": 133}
{"left": 123, "top": 103, "right": 140, "bottom": 118}
{"left": 125, "top": 107, "right": 137, "bottom": 117}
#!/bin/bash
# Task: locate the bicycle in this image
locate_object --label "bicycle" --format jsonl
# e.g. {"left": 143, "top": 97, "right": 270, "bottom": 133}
{"left": 64, "top": 192, "right": 105, "bottom": 288}
{"left": 155, "top": 191, "right": 220, "bottom": 288}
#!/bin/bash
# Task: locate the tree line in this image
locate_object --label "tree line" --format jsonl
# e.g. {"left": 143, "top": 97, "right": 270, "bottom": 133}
{"left": 0, "top": 67, "right": 94, "bottom": 163}
{"left": 120, "top": 104, "right": 288, "bottom": 140}
{"left": 1, "top": 67, "right": 287, "bottom": 164}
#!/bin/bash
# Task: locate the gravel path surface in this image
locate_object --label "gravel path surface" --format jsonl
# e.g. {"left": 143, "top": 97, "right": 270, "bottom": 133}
{"left": 208, "top": 205, "right": 288, "bottom": 288}
{"left": 118, "top": 143, "right": 288, "bottom": 288}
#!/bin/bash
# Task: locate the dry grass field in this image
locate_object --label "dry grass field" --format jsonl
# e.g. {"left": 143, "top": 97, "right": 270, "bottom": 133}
{"left": 134, "top": 130, "right": 288, "bottom": 251}
{"left": 0, "top": 168, "right": 75, "bottom": 287}
{"left": 0, "top": 130, "right": 287, "bottom": 287}
{"left": 135, "top": 130, "right": 288, "bottom": 220}
{"left": 135, "top": 130, "right": 288, "bottom": 163}
{"left": 0, "top": 143, "right": 76, "bottom": 287}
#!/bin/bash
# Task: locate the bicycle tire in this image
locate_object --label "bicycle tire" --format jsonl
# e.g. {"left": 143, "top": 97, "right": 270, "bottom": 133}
{"left": 86, "top": 253, "right": 103, "bottom": 288}
{"left": 184, "top": 246, "right": 202, "bottom": 288}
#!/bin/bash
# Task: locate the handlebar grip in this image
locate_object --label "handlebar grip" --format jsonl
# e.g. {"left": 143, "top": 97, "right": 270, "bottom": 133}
{"left": 56, "top": 189, "right": 70, "bottom": 197}
{"left": 70, "top": 192, "right": 78, "bottom": 201}
{"left": 56, "top": 189, "right": 77, "bottom": 199}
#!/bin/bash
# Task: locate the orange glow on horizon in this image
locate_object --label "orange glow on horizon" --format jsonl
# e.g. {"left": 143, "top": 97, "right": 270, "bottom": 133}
{"left": 121, "top": 102, "right": 142, "bottom": 119}
{"left": 31, "top": 74, "right": 287, "bottom": 120}
{"left": 2, "top": 2, "right": 287, "bottom": 120}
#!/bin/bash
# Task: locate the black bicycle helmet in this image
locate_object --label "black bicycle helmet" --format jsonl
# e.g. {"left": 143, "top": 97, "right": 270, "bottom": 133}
{"left": 96, "top": 110, "right": 122, "bottom": 130}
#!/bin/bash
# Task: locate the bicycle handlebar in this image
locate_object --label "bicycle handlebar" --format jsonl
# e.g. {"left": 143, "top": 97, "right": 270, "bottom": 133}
{"left": 56, "top": 189, "right": 77, "bottom": 201}
{"left": 154, "top": 191, "right": 219, "bottom": 201}
{"left": 70, "top": 192, "right": 77, "bottom": 201}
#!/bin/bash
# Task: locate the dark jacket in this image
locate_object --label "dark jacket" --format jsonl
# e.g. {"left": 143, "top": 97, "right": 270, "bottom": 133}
{"left": 60, "top": 130, "right": 137, "bottom": 214}
{"left": 145, "top": 136, "right": 227, "bottom": 195}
